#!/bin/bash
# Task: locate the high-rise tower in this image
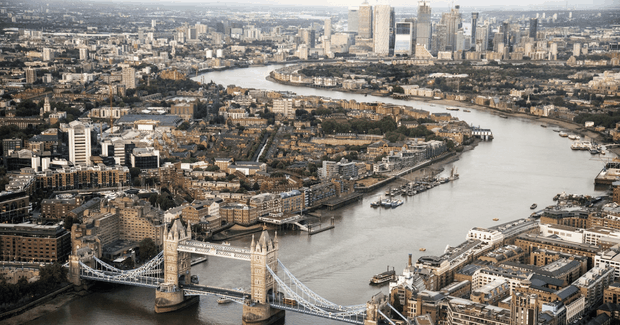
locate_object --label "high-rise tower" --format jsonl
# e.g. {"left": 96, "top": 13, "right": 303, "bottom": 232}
{"left": 471, "top": 12, "right": 479, "bottom": 49}
{"left": 416, "top": 0, "right": 432, "bottom": 51}
{"left": 358, "top": 0, "right": 373, "bottom": 39}
{"left": 348, "top": 7, "right": 359, "bottom": 33}
{"left": 373, "top": 4, "right": 394, "bottom": 56}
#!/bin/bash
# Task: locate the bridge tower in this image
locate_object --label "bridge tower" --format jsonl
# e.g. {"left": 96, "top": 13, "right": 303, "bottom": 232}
{"left": 155, "top": 220, "right": 198, "bottom": 313}
{"left": 242, "top": 229, "right": 285, "bottom": 325}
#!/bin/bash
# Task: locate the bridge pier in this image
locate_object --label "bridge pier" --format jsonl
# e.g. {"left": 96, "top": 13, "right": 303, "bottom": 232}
{"left": 242, "top": 229, "right": 285, "bottom": 325}
{"left": 155, "top": 220, "right": 198, "bottom": 313}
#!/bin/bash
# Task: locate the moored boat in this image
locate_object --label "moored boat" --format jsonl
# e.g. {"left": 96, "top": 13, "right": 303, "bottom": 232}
{"left": 370, "top": 266, "right": 396, "bottom": 285}
{"left": 493, "top": 218, "right": 499, "bottom": 221}
{"left": 446, "top": 107, "right": 460, "bottom": 111}
{"left": 530, "top": 203, "right": 537, "bottom": 209}
{"left": 419, "top": 248, "right": 426, "bottom": 251}
{"left": 559, "top": 132, "right": 568, "bottom": 137}
{"left": 463, "top": 109, "right": 471, "bottom": 112}
{"left": 218, "top": 298, "right": 232, "bottom": 304}
{"left": 370, "top": 200, "right": 381, "bottom": 207}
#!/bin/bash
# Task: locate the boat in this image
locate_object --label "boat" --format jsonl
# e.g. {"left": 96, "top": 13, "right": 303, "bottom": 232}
{"left": 499, "top": 115, "right": 508, "bottom": 119}
{"left": 540, "top": 124, "right": 547, "bottom": 128}
{"left": 559, "top": 132, "right": 568, "bottom": 137}
{"left": 430, "top": 104, "right": 436, "bottom": 107}
{"left": 370, "top": 266, "right": 396, "bottom": 285}
{"left": 390, "top": 199, "right": 403, "bottom": 208}
{"left": 590, "top": 148, "right": 600, "bottom": 155}
{"left": 493, "top": 218, "right": 499, "bottom": 221}
{"left": 419, "top": 248, "right": 426, "bottom": 251}
{"left": 530, "top": 203, "right": 537, "bottom": 209}
{"left": 553, "top": 129, "right": 561, "bottom": 132}
{"left": 380, "top": 199, "right": 392, "bottom": 207}
{"left": 449, "top": 166, "right": 459, "bottom": 181}
{"left": 370, "top": 200, "right": 381, "bottom": 208}
{"left": 446, "top": 107, "right": 460, "bottom": 111}
{"left": 568, "top": 134, "right": 580, "bottom": 140}
{"left": 463, "top": 109, "right": 471, "bottom": 112}
{"left": 218, "top": 298, "right": 233, "bottom": 304}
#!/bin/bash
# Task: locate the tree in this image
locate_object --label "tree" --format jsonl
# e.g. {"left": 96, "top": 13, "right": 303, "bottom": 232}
{"left": 129, "top": 167, "right": 141, "bottom": 179}
{"left": 206, "top": 165, "right": 220, "bottom": 171}
{"left": 252, "top": 182, "right": 260, "bottom": 191}
{"left": 139, "top": 238, "right": 158, "bottom": 261}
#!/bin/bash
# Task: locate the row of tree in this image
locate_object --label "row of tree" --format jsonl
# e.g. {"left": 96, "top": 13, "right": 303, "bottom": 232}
{"left": 0, "top": 263, "right": 67, "bottom": 309}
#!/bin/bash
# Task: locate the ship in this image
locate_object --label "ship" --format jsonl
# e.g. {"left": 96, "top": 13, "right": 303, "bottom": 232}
{"left": 463, "top": 109, "right": 471, "bottom": 112}
{"left": 540, "top": 124, "right": 547, "bottom": 128}
{"left": 559, "top": 132, "right": 568, "bottom": 137}
{"left": 530, "top": 203, "right": 537, "bottom": 209}
{"left": 568, "top": 134, "right": 581, "bottom": 140}
{"left": 370, "top": 266, "right": 396, "bottom": 285}
{"left": 493, "top": 218, "right": 499, "bottom": 221}
{"left": 218, "top": 298, "right": 232, "bottom": 304}
{"left": 419, "top": 248, "right": 426, "bottom": 251}
{"left": 370, "top": 200, "right": 381, "bottom": 208}
{"left": 446, "top": 107, "right": 460, "bottom": 111}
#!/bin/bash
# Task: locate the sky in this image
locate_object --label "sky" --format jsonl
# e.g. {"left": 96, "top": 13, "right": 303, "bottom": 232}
{"left": 96, "top": 0, "right": 619, "bottom": 9}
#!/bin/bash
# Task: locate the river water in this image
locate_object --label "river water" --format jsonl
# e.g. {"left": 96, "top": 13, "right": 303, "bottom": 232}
{"left": 28, "top": 65, "right": 610, "bottom": 325}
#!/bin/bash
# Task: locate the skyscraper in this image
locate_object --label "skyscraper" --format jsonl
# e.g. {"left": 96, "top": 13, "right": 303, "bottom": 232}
{"left": 416, "top": 0, "right": 432, "bottom": 51}
{"left": 42, "top": 48, "right": 54, "bottom": 61}
{"left": 68, "top": 121, "right": 92, "bottom": 166}
{"left": 324, "top": 18, "right": 332, "bottom": 40}
{"left": 373, "top": 4, "right": 394, "bottom": 56}
{"left": 348, "top": 7, "right": 359, "bottom": 33}
{"left": 358, "top": 1, "right": 373, "bottom": 39}
{"left": 300, "top": 29, "right": 316, "bottom": 48}
{"left": 394, "top": 22, "right": 414, "bottom": 55}
{"left": 471, "top": 12, "right": 479, "bottom": 48}
{"left": 529, "top": 18, "right": 538, "bottom": 40}
{"left": 441, "top": 5, "right": 462, "bottom": 51}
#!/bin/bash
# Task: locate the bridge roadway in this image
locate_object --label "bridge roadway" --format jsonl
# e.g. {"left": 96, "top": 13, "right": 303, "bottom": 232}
{"left": 182, "top": 284, "right": 250, "bottom": 302}
{"left": 177, "top": 240, "right": 251, "bottom": 261}
{"left": 269, "top": 302, "right": 365, "bottom": 325}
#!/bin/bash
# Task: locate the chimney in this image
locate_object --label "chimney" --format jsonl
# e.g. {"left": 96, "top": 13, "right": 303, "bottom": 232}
{"left": 408, "top": 254, "right": 412, "bottom": 267}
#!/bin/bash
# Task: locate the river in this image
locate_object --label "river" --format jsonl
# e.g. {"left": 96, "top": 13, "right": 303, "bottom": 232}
{"left": 27, "top": 65, "right": 610, "bottom": 325}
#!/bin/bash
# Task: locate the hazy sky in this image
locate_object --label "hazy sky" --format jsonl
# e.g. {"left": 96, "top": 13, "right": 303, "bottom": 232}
{"left": 159, "top": 0, "right": 617, "bottom": 9}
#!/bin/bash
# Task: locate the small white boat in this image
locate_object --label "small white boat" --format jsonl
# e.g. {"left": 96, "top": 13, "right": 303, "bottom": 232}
{"left": 559, "top": 132, "right": 568, "bottom": 137}
{"left": 446, "top": 107, "right": 460, "bottom": 111}
{"left": 218, "top": 298, "right": 232, "bottom": 304}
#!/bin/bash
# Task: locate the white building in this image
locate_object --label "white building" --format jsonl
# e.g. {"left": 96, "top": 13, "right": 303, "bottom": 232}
{"left": 68, "top": 121, "right": 92, "bottom": 166}
{"left": 539, "top": 224, "right": 584, "bottom": 243}
{"left": 122, "top": 67, "right": 136, "bottom": 89}
{"left": 394, "top": 22, "right": 414, "bottom": 55}
{"left": 373, "top": 4, "right": 393, "bottom": 56}
{"left": 272, "top": 99, "right": 294, "bottom": 118}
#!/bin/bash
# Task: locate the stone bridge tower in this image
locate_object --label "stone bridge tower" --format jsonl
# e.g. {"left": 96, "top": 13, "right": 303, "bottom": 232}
{"left": 242, "top": 229, "right": 285, "bottom": 325}
{"left": 155, "top": 220, "right": 198, "bottom": 313}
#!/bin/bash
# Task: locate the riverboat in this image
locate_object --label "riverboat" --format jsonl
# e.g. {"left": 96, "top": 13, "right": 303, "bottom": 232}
{"left": 218, "top": 298, "right": 232, "bottom": 304}
{"left": 493, "top": 218, "right": 499, "bottom": 221}
{"left": 370, "top": 200, "right": 381, "bottom": 208}
{"left": 499, "top": 115, "right": 508, "bottom": 119}
{"left": 530, "top": 203, "right": 537, "bottom": 209}
{"left": 541, "top": 124, "right": 547, "bottom": 128}
{"left": 568, "top": 135, "right": 581, "bottom": 140}
{"left": 419, "top": 248, "right": 426, "bottom": 251}
{"left": 559, "top": 132, "right": 568, "bottom": 137}
{"left": 446, "top": 107, "right": 460, "bottom": 111}
{"left": 463, "top": 109, "right": 471, "bottom": 112}
{"left": 370, "top": 267, "right": 396, "bottom": 285}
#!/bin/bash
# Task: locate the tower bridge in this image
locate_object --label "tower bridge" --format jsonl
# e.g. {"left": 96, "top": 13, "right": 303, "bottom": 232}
{"left": 68, "top": 220, "right": 394, "bottom": 325}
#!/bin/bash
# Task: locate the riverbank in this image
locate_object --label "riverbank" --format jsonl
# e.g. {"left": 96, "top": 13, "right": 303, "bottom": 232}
{"left": 2, "top": 287, "right": 88, "bottom": 325}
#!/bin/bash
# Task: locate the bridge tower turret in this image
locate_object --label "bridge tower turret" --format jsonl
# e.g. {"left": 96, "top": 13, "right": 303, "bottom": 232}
{"left": 243, "top": 229, "right": 285, "bottom": 325}
{"left": 155, "top": 219, "right": 198, "bottom": 313}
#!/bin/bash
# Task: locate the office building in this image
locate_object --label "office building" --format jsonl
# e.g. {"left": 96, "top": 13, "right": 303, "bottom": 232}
{"left": 358, "top": 0, "right": 373, "bottom": 39}
{"left": 300, "top": 28, "right": 316, "bottom": 48}
{"left": 441, "top": 5, "right": 462, "bottom": 51}
{"left": 471, "top": 12, "right": 479, "bottom": 46}
{"left": 324, "top": 18, "right": 332, "bottom": 40}
{"left": 373, "top": 4, "right": 394, "bottom": 56}
{"left": 395, "top": 22, "right": 414, "bottom": 55}
{"left": 348, "top": 7, "right": 359, "bottom": 33}
{"left": 529, "top": 18, "right": 538, "bottom": 40}
{"left": 79, "top": 48, "right": 88, "bottom": 61}
{"left": 130, "top": 148, "right": 160, "bottom": 170}
{"left": 416, "top": 1, "right": 432, "bottom": 51}
{"left": 68, "top": 121, "right": 92, "bottom": 166}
